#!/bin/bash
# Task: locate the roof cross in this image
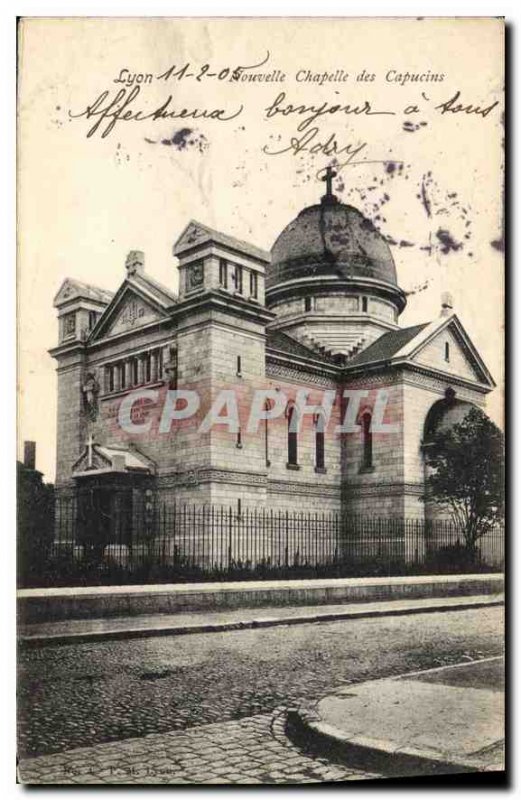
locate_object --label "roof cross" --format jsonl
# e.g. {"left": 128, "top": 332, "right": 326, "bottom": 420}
{"left": 321, "top": 165, "right": 338, "bottom": 197}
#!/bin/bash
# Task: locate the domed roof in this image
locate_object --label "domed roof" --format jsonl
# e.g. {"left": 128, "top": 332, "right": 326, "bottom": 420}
{"left": 268, "top": 199, "right": 398, "bottom": 290}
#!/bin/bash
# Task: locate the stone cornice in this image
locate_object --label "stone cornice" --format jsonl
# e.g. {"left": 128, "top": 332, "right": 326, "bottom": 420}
{"left": 172, "top": 289, "right": 276, "bottom": 328}
{"left": 342, "top": 360, "right": 492, "bottom": 394}
{"left": 266, "top": 275, "right": 407, "bottom": 313}
{"left": 266, "top": 360, "right": 339, "bottom": 387}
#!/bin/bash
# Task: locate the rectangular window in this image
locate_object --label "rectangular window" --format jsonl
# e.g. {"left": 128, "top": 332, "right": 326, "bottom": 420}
{"left": 445, "top": 341, "right": 450, "bottom": 362}
{"left": 362, "top": 413, "right": 373, "bottom": 470}
{"left": 106, "top": 366, "right": 114, "bottom": 393}
{"left": 144, "top": 353, "right": 151, "bottom": 383}
{"left": 120, "top": 362, "right": 126, "bottom": 390}
{"left": 304, "top": 297, "right": 312, "bottom": 312}
{"left": 362, "top": 296, "right": 368, "bottom": 313}
{"left": 88, "top": 311, "right": 98, "bottom": 330}
{"left": 131, "top": 358, "right": 139, "bottom": 385}
{"left": 233, "top": 264, "right": 243, "bottom": 293}
{"left": 249, "top": 270, "right": 258, "bottom": 298}
{"left": 315, "top": 430, "right": 325, "bottom": 470}
{"left": 219, "top": 259, "right": 228, "bottom": 288}
{"left": 236, "top": 355, "right": 242, "bottom": 376}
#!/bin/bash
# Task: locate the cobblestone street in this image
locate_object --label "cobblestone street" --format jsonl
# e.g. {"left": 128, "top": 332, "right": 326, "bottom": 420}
{"left": 18, "top": 606, "right": 503, "bottom": 784}
{"left": 18, "top": 709, "right": 377, "bottom": 784}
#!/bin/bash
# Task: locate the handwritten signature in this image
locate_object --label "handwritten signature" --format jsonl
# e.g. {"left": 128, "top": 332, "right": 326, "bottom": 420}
{"left": 69, "top": 86, "right": 243, "bottom": 138}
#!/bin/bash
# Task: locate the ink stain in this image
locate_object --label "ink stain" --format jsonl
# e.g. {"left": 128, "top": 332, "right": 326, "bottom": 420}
{"left": 402, "top": 120, "right": 428, "bottom": 132}
{"left": 147, "top": 128, "right": 209, "bottom": 153}
{"left": 435, "top": 228, "right": 463, "bottom": 254}
{"left": 491, "top": 238, "right": 504, "bottom": 252}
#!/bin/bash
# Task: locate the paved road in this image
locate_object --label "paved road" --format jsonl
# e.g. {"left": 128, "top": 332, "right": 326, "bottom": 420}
{"left": 18, "top": 711, "right": 377, "bottom": 784}
{"left": 18, "top": 605, "right": 503, "bottom": 762}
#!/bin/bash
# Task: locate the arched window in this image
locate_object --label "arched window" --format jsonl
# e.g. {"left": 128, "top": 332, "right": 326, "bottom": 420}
{"left": 315, "top": 412, "right": 326, "bottom": 471}
{"left": 362, "top": 412, "right": 373, "bottom": 469}
{"left": 287, "top": 403, "right": 298, "bottom": 467}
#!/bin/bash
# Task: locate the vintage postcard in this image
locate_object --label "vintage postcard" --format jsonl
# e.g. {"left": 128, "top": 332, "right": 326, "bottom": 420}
{"left": 17, "top": 17, "right": 505, "bottom": 785}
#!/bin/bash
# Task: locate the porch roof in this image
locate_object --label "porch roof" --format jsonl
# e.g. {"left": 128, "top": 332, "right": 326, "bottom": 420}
{"left": 72, "top": 444, "right": 154, "bottom": 477}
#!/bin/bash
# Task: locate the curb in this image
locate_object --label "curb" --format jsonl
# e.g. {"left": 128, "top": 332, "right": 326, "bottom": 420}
{"left": 18, "top": 595, "right": 503, "bottom": 648}
{"left": 288, "top": 657, "right": 505, "bottom": 778}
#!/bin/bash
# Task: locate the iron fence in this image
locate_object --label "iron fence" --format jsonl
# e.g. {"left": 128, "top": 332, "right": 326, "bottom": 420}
{"left": 18, "top": 495, "right": 505, "bottom": 588}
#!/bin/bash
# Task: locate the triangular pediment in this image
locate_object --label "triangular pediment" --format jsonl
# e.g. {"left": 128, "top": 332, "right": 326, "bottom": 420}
{"left": 89, "top": 282, "right": 169, "bottom": 341}
{"left": 406, "top": 315, "right": 495, "bottom": 387}
{"left": 173, "top": 221, "right": 212, "bottom": 255}
{"left": 54, "top": 278, "right": 114, "bottom": 308}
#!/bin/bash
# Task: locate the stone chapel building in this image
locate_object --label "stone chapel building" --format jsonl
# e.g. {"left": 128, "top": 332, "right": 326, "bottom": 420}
{"left": 50, "top": 175, "right": 496, "bottom": 537}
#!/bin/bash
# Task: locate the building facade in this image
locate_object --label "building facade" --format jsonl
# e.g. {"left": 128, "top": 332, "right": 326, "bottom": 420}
{"left": 50, "top": 180, "right": 496, "bottom": 542}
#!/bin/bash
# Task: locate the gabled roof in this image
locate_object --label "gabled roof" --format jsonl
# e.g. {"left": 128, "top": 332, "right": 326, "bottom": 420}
{"left": 54, "top": 278, "right": 114, "bottom": 307}
{"left": 347, "top": 323, "right": 429, "bottom": 367}
{"left": 72, "top": 443, "right": 154, "bottom": 477}
{"left": 173, "top": 220, "right": 270, "bottom": 263}
{"left": 344, "top": 314, "right": 495, "bottom": 388}
{"left": 88, "top": 273, "right": 175, "bottom": 342}
{"left": 130, "top": 271, "right": 177, "bottom": 306}
{"left": 266, "top": 329, "right": 339, "bottom": 367}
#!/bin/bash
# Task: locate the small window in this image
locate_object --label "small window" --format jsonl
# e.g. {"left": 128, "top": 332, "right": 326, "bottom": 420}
{"left": 362, "top": 412, "right": 373, "bottom": 469}
{"left": 119, "top": 362, "right": 127, "bottom": 390}
{"left": 304, "top": 297, "right": 312, "bottom": 312}
{"left": 236, "top": 427, "right": 242, "bottom": 449}
{"left": 233, "top": 264, "right": 243, "bottom": 293}
{"left": 131, "top": 358, "right": 139, "bottom": 385}
{"left": 88, "top": 311, "right": 98, "bottom": 330}
{"left": 445, "top": 341, "right": 450, "bottom": 362}
{"left": 106, "top": 366, "right": 114, "bottom": 393}
{"left": 287, "top": 404, "right": 298, "bottom": 466}
{"left": 144, "top": 353, "right": 151, "bottom": 383}
{"left": 236, "top": 355, "right": 242, "bottom": 377}
{"left": 219, "top": 259, "right": 228, "bottom": 288}
{"left": 362, "top": 296, "right": 368, "bottom": 313}
{"left": 249, "top": 270, "right": 258, "bottom": 298}
{"left": 315, "top": 414, "right": 325, "bottom": 470}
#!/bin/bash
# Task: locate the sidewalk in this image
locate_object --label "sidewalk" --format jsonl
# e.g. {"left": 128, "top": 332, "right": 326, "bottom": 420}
{"left": 293, "top": 656, "right": 505, "bottom": 777}
{"left": 19, "top": 593, "right": 503, "bottom": 646}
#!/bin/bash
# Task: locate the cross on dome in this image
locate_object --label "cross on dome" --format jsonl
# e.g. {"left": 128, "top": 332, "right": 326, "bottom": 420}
{"left": 320, "top": 165, "right": 339, "bottom": 205}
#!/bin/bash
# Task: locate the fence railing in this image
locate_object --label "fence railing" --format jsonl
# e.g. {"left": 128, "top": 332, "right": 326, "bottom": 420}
{"left": 18, "top": 496, "right": 505, "bottom": 588}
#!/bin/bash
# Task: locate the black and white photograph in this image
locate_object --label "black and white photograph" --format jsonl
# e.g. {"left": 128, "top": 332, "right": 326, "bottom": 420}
{"left": 15, "top": 15, "right": 505, "bottom": 786}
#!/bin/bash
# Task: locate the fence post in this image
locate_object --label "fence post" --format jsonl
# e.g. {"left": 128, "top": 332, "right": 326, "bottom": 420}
{"left": 228, "top": 506, "right": 233, "bottom": 568}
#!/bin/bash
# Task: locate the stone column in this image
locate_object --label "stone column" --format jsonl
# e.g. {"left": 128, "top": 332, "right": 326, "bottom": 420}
{"left": 150, "top": 351, "right": 158, "bottom": 383}
{"left": 126, "top": 359, "right": 134, "bottom": 387}
{"left": 137, "top": 355, "right": 144, "bottom": 385}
